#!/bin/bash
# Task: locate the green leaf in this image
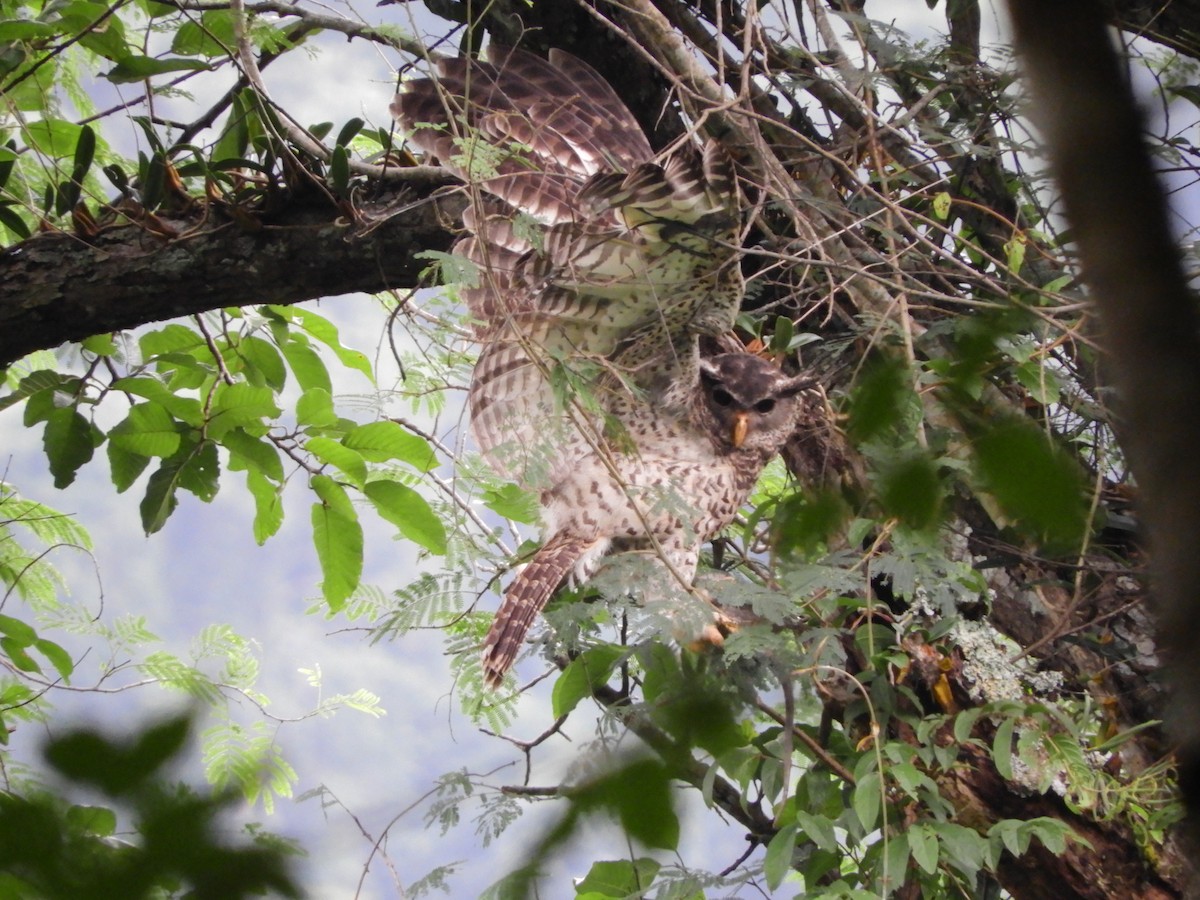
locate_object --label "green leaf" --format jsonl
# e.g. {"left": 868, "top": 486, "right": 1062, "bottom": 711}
{"left": 1004, "top": 231, "right": 1027, "bottom": 273}
{"left": 175, "top": 439, "right": 220, "bottom": 501}
{"left": 112, "top": 377, "right": 204, "bottom": 425}
{"left": 571, "top": 758, "right": 679, "bottom": 851}
{"left": 171, "top": 10, "right": 236, "bottom": 57}
{"left": 932, "top": 191, "right": 952, "bottom": 220}
{"left": 236, "top": 335, "right": 287, "bottom": 390}
{"left": 140, "top": 323, "right": 205, "bottom": 359}
{"left": 853, "top": 770, "right": 881, "bottom": 831}
{"left": 205, "top": 383, "right": 281, "bottom": 440}
{"left": 573, "top": 859, "right": 659, "bottom": 897}
{"left": 106, "top": 55, "right": 210, "bottom": 83}
{"left": 989, "top": 819, "right": 1026, "bottom": 858}
{"left": 43, "top": 407, "right": 98, "bottom": 489}
{"left": 1022, "top": 817, "right": 1078, "bottom": 855}
{"left": 0, "top": 614, "right": 37, "bottom": 645}
{"left": 212, "top": 89, "right": 252, "bottom": 163}
{"left": 908, "top": 822, "right": 939, "bottom": 874}
{"left": 22, "top": 119, "right": 83, "bottom": 158}
{"left": 136, "top": 439, "right": 218, "bottom": 532}
{"left": 279, "top": 338, "right": 332, "bottom": 394}
{"left": 482, "top": 483, "right": 540, "bottom": 524}
{"left": 877, "top": 451, "right": 943, "bottom": 531}
{"left": 363, "top": 480, "right": 446, "bottom": 555}
{"left": 81, "top": 333, "right": 117, "bottom": 356}
{"left": 66, "top": 805, "right": 117, "bottom": 837}
{"left": 274, "top": 307, "right": 373, "bottom": 382}
{"left": 0, "top": 20, "right": 59, "bottom": 41}
{"left": 0, "top": 201, "right": 32, "bottom": 239}
{"left": 342, "top": 421, "right": 437, "bottom": 470}
{"left": 768, "top": 487, "right": 850, "bottom": 558}
{"left": 305, "top": 437, "right": 367, "bottom": 487}
{"left": 46, "top": 714, "right": 191, "bottom": 794}
{"left": 108, "top": 441, "right": 151, "bottom": 492}
{"left": 330, "top": 145, "right": 349, "bottom": 196}
{"left": 763, "top": 823, "right": 799, "bottom": 891}
{"left": 2, "top": 637, "right": 41, "bottom": 673}
{"left": 296, "top": 387, "right": 337, "bottom": 428}
{"left": 971, "top": 419, "right": 1088, "bottom": 549}
{"left": 335, "top": 117, "right": 365, "bottom": 148}
{"left": 247, "top": 468, "right": 284, "bottom": 544}
{"left": 139, "top": 463, "right": 180, "bottom": 534}
{"left": 883, "top": 831, "right": 911, "bottom": 889}
{"left": 222, "top": 428, "right": 284, "bottom": 482}
{"left": 795, "top": 809, "right": 837, "bottom": 853}
{"left": 993, "top": 715, "right": 1016, "bottom": 780}
{"left": 310, "top": 475, "right": 363, "bottom": 610}
{"left": 929, "top": 821, "right": 987, "bottom": 880}
{"left": 109, "top": 402, "right": 182, "bottom": 457}
{"left": 3, "top": 369, "right": 78, "bottom": 415}
{"left": 953, "top": 708, "right": 984, "bottom": 745}
{"left": 34, "top": 638, "right": 73, "bottom": 681}
{"left": 552, "top": 645, "right": 623, "bottom": 717}
{"left": 848, "top": 355, "right": 911, "bottom": 442}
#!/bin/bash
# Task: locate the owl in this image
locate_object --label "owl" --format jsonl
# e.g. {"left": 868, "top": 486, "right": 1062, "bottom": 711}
{"left": 393, "top": 46, "right": 816, "bottom": 687}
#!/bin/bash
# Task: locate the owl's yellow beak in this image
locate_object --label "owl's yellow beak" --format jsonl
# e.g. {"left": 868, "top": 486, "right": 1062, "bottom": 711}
{"left": 731, "top": 412, "right": 749, "bottom": 448}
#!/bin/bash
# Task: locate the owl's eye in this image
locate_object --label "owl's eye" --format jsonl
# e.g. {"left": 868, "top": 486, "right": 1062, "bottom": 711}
{"left": 755, "top": 398, "right": 776, "bottom": 414}
{"left": 711, "top": 388, "right": 733, "bottom": 407}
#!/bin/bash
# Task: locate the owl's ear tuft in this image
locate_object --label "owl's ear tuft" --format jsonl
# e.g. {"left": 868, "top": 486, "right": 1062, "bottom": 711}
{"left": 778, "top": 373, "right": 817, "bottom": 397}
{"left": 698, "top": 357, "right": 722, "bottom": 384}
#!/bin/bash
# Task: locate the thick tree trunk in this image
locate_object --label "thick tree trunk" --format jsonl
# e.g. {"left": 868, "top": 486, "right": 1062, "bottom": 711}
{"left": 1007, "top": 0, "right": 1200, "bottom": 853}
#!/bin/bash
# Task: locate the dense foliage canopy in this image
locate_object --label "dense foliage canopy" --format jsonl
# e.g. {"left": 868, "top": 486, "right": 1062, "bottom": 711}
{"left": 2, "top": 0, "right": 1200, "bottom": 896}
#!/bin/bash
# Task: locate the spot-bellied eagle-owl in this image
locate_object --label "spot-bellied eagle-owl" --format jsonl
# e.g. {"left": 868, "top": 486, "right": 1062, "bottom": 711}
{"left": 392, "top": 46, "right": 816, "bottom": 687}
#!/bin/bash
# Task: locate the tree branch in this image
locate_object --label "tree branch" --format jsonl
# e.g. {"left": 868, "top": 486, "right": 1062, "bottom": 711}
{"left": 0, "top": 189, "right": 463, "bottom": 368}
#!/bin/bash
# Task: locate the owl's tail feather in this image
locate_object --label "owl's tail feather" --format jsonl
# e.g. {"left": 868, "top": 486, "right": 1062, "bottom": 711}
{"left": 482, "top": 533, "right": 596, "bottom": 689}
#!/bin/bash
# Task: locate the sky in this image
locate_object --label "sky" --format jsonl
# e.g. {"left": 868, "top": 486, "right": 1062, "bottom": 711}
{"left": 6, "top": 1, "right": 1151, "bottom": 897}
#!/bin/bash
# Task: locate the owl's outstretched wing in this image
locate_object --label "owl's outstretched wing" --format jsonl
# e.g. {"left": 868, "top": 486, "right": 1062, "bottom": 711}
{"left": 392, "top": 47, "right": 755, "bottom": 687}
{"left": 392, "top": 46, "right": 744, "bottom": 484}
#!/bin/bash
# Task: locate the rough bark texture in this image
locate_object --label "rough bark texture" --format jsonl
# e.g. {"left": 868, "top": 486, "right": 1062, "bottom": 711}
{"left": 0, "top": 189, "right": 463, "bottom": 368}
{"left": 942, "top": 743, "right": 1180, "bottom": 900}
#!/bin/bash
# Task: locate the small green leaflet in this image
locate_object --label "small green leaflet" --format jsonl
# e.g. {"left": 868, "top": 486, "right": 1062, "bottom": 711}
{"left": 0, "top": 614, "right": 74, "bottom": 681}
{"left": 278, "top": 338, "right": 331, "bottom": 393}
{"left": 109, "top": 403, "right": 182, "bottom": 458}
{"left": 269, "top": 306, "right": 374, "bottom": 383}
{"left": 247, "top": 469, "right": 284, "bottom": 544}
{"left": 364, "top": 480, "right": 446, "bottom": 555}
{"left": 552, "top": 645, "right": 623, "bottom": 717}
{"left": 310, "top": 475, "right": 363, "bottom": 611}
{"left": 482, "top": 483, "right": 540, "bottom": 524}
{"left": 932, "top": 191, "right": 952, "bottom": 220}
{"left": 22, "top": 118, "right": 84, "bottom": 158}
{"left": 908, "top": 822, "right": 939, "bottom": 874}
{"left": 573, "top": 858, "right": 661, "bottom": 897}
{"left": 106, "top": 55, "right": 210, "bottom": 83}
{"left": 306, "top": 437, "right": 367, "bottom": 487}
{"left": 763, "top": 823, "right": 799, "bottom": 891}
{"left": 43, "top": 407, "right": 98, "bottom": 489}
{"left": 222, "top": 428, "right": 284, "bottom": 482}
{"left": 111, "top": 376, "right": 203, "bottom": 425}
{"left": 342, "top": 421, "right": 437, "bottom": 471}
{"left": 296, "top": 388, "right": 337, "bottom": 428}
{"left": 205, "top": 383, "right": 281, "bottom": 440}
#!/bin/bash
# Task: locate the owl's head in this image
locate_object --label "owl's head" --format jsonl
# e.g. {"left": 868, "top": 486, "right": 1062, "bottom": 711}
{"left": 698, "top": 353, "right": 815, "bottom": 454}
